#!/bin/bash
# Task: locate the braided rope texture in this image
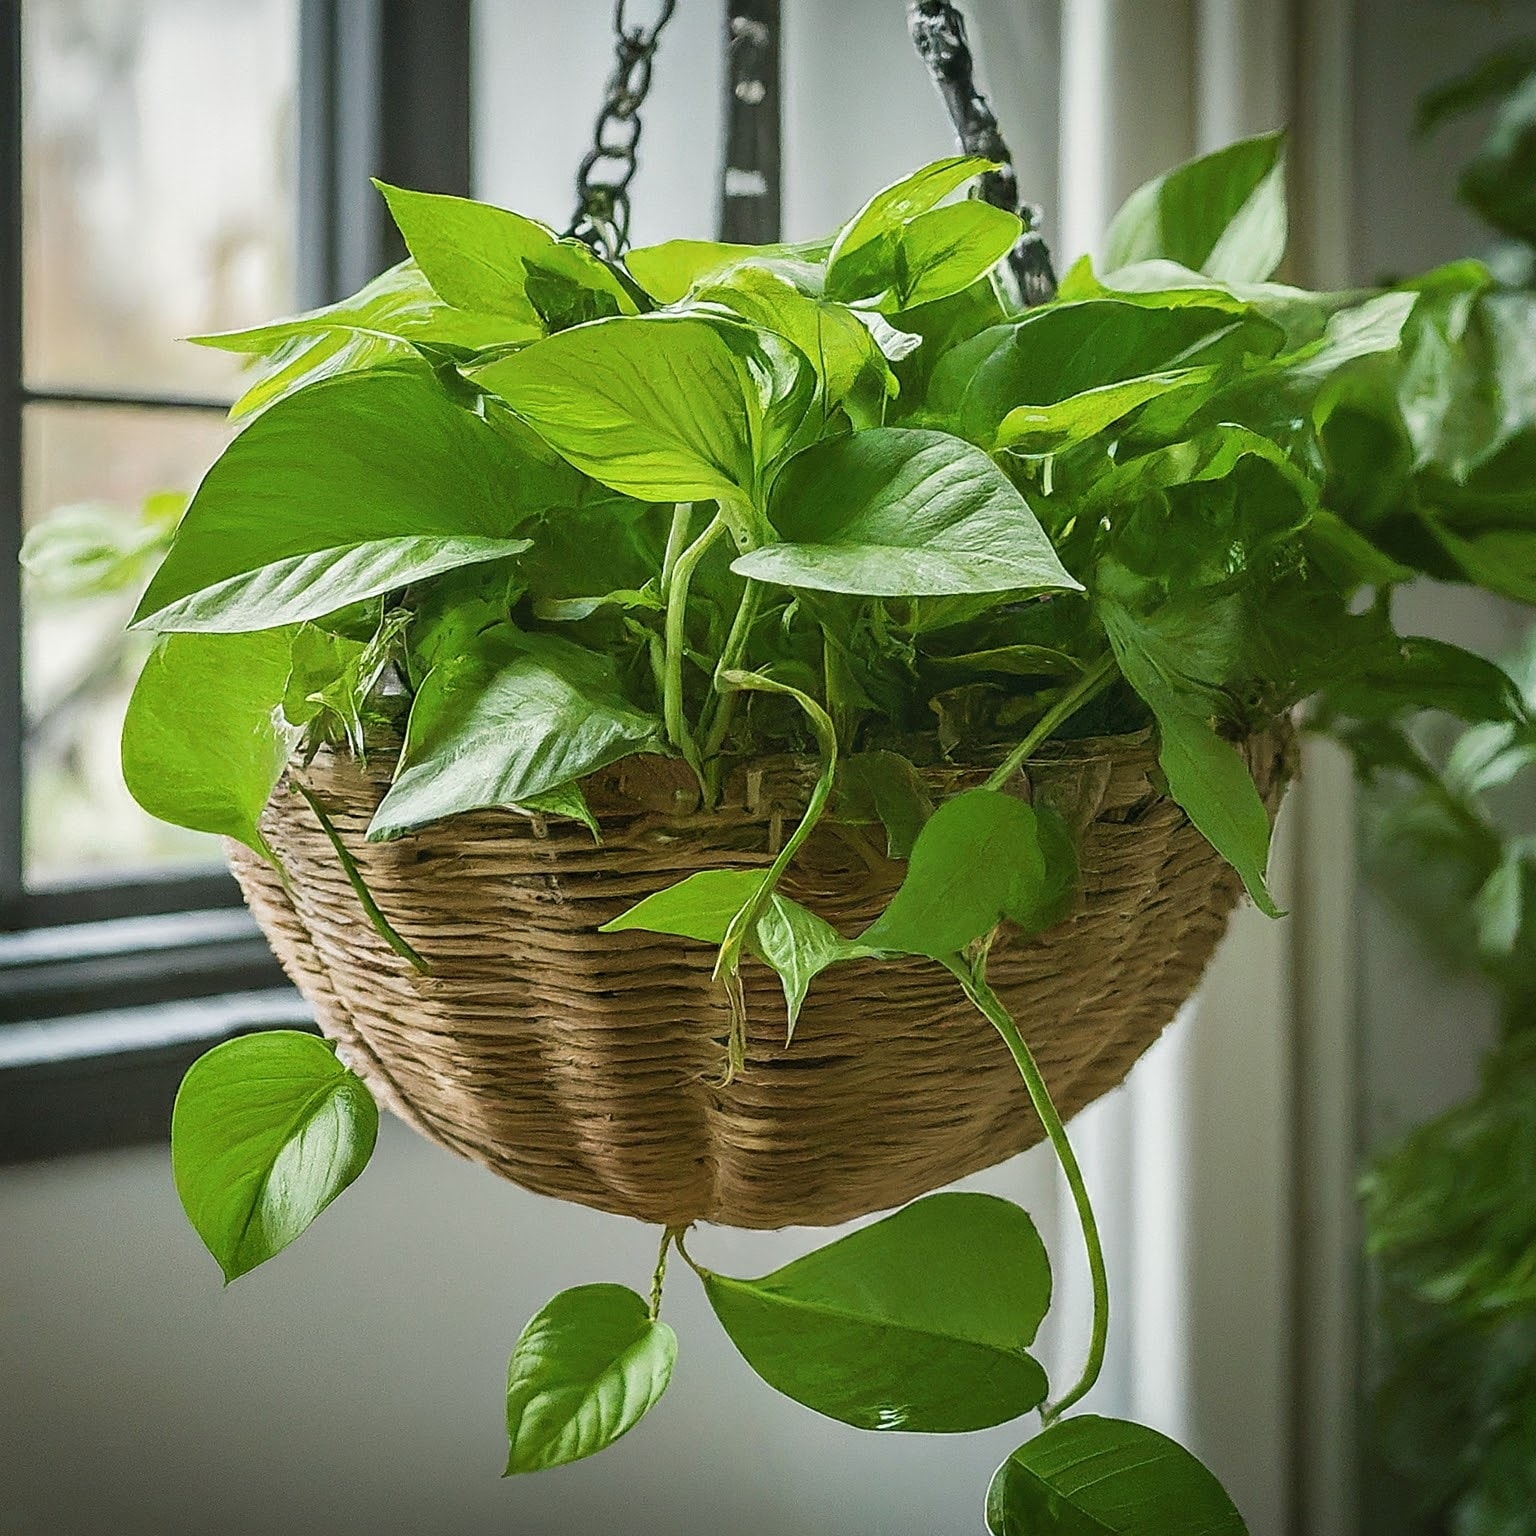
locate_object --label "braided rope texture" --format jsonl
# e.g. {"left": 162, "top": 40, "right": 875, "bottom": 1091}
{"left": 228, "top": 726, "right": 1295, "bottom": 1230}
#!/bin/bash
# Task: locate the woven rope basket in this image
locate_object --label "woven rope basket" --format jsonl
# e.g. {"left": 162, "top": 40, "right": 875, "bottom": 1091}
{"left": 228, "top": 725, "right": 1295, "bottom": 1231}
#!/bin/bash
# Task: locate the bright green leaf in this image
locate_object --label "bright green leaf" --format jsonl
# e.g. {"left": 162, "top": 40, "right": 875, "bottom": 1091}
{"left": 735, "top": 428, "right": 1081, "bottom": 597}
{"left": 375, "top": 181, "right": 636, "bottom": 323}
{"left": 138, "top": 535, "right": 530, "bottom": 633}
{"left": 987, "top": 1415, "right": 1249, "bottom": 1535}
{"left": 602, "top": 868, "right": 767, "bottom": 945}
{"left": 828, "top": 156, "right": 997, "bottom": 268}
{"left": 121, "top": 628, "right": 298, "bottom": 857}
{"left": 171, "top": 1030, "right": 378, "bottom": 1283}
{"left": 505, "top": 1284, "right": 676, "bottom": 1474}
{"left": 473, "top": 314, "right": 806, "bottom": 505}
{"left": 369, "top": 631, "right": 663, "bottom": 840}
{"left": 828, "top": 200, "right": 1022, "bottom": 310}
{"left": 1104, "top": 130, "right": 1288, "bottom": 283}
{"left": 862, "top": 788, "right": 1054, "bottom": 956}
{"left": 135, "top": 370, "right": 531, "bottom": 625}
{"left": 699, "top": 1192, "right": 1051, "bottom": 1432}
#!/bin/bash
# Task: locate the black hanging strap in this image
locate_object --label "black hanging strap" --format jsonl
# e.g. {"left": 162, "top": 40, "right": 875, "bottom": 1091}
{"left": 907, "top": 0, "right": 1057, "bottom": 307}
{"left": 567, "top": 0, "right": 679, "bottom": 258}
{"left": 718, "top": 1, "right": 783, "bottom": 243}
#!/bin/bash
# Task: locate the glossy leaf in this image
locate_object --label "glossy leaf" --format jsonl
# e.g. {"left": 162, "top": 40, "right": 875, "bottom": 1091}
{"left": 828, "top": 200, "right": 1022, "bottom": 311}
{"left": 172, "top": 1030, "right": 378, "bottom": 1283}
{"left": 752, "top": 894, "right": 865, "bottom": 1038}
{"left": 473, "top": 315, "right": 805, "bottom": 505}
{"left": 996, "top": 368, "right": 1217, "bottom": 455}
{"left": 987, "top": 1415, "right": 1248, "bottom": 1535}
{"left": 1104, "top": 130, "right": 1288, "bottom": 283}
{"left": 121, "top": 628, "right": 298, "bottom": 857}
{"left": 376, "top": 181, "right": 636, "bottom": 322}
{"left": 505, "top": 1284, "right": 676, "bottom": 1474}
{"left": 135, "top": 370, "right": 530, "bottom": 625}
{"left": 862, "top": 789, "right": 1054, "bottom": 956}
{"left": 736, "top": 428, "right": 1081, "bottom": 597}
{"left": 827, "top": 156, "right": 997, "bottom": 267}
{"left": 370, "top": 632, "right": 664, "bottom": 840}
{"left": 699, "top": 1192, "right": 1051, "bottom": 1432}
{"left": 623, "top": 236, "right": 831, "bottom": 304}
{"left": 191, "top": 260, "right": 539, "bottom": 417}
{"left": 138, "top": 535, "right": 530, "bottom": 633}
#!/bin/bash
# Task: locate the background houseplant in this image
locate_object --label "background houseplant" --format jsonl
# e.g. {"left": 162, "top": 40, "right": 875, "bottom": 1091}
{"left": 68, "top": 104, "right": 1536, "bottom": 1532}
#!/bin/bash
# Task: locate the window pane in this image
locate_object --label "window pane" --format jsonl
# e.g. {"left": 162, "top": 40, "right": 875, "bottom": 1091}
{"left": 21, "top": 0, "right": 298, "bottom": 399}
{"left": 22, "top": 404, "right": 232, "bottom": 884}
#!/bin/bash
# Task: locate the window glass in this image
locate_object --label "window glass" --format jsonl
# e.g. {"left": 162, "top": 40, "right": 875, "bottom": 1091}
{"left": 21, "top": 405, "right": 233, "bottom": 882}
{"left": 21, "top": 0, "right": 298, "bottom": 399}
{"left": 18, "top": 0, "right": 299, "bottom": 885}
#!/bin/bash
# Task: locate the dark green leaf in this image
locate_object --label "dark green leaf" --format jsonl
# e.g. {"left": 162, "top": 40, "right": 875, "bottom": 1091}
{"left": 505, "top": 1284, "right": 676, "bottom": 1474}
{"left": 370, "top": 631, "right": 664, "bottom": 840}
{"left": 1103, "top": 604, "right": 1280, "bottom": 917}
{"left": 735, "top": 428, "right": 1081, "bottom": 597}
{"left": 171, "top": 1030, "right": 378, "bottom": 1283}
{"left": 135, "top": 370, "right": 531, "bottom": 625}
{"left": 862, "top": 788, "right": 1055, "bottom": 956}
{"left": 699, "top": 1192, "right": 1051, "bottom": 1432}
{"left": 987, "top": 1415, "right": 1248, "bottom": 1535}
{"left": 836, "top": 751, "right": 935, "bottom": 859}
{"left": 121, "top": 628, "right": 298, "bottom": 857}
{"left": 1104, "top": 131, "right": 1287, "bottom": 283}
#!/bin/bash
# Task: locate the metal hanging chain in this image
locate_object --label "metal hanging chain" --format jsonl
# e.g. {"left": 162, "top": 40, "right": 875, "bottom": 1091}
{"left": 566, "top": 0, "right": 679, "bottom": 259}
{"left": 906, "top": 0, "right": 1058, "bottom": 308}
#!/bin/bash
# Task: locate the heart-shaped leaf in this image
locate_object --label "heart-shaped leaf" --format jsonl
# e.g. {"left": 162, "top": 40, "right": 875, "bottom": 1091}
{"left": 370, "top": 631, "right": 663, "bottom": 840}
{"left": 836, "top": 751, "right": 935, "bottom": 860}
{"left": 697, "top": 1192, "right": 1051, "bottom": 1432}
{"left": 473, "top": 314, "right": 804, "bottom": 505}
{"left": 121, "top": 628, "right": 299, "bottom": 857}
{"left": 171, "top": 1030, "right": 378, "bottom": 1283}
{"left": 505, "top": 1284, "right": 676, "bottom": 1474}
{"left": 134, "top": 370, "right": 532, "bottom": 625}
{"left": 986, "top": 1415, "right": 1249, "bottom": 1535}
{"left": 735, "top": 428, "right": 1081, "bottom": 597}
{"left": 861, "top": 788, "right": 1058, "bottom": 957}
{"left": 828, "top": 156, "right": 997, "bottom": 269}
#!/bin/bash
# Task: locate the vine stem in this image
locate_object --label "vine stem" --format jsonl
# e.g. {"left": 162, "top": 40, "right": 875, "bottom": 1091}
{"left": 662, "top": 512, "right": 726, "bottom": 781}
{"left": 649, "top": 1227, "right": 678, "bottom": 1321}
{"left": 292, "top": 779, "right": 430, "bottom": 974}
{"left": 983, "top": 652, "right": 1119, "bottom": 793}
{"left": 952, "top": 962, "right": 1108, "bottom": 1424}
{"left": 700, "top": 577, "right": 763, "bottom": 767}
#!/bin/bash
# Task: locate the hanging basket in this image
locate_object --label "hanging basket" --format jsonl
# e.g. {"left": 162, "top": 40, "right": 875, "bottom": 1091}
{"left": 227, "top": 723, "right": 1295, "bottom": 1231}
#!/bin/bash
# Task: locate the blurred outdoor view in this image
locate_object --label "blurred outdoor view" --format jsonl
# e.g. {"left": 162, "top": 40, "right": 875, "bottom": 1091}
{"left": 19, "top": 0, "right": 296, "bottom": 883}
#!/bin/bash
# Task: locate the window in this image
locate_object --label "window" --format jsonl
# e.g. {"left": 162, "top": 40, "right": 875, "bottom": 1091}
{"left": 1, "top": 0, "right": 471, "bottom": 1158}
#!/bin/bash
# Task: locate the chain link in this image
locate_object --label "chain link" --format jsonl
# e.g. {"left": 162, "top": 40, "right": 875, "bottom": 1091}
{"left": 907, "top": 0, "right": 1057, "bottom": 307}
{"left": 566, "top": 0, "right": 678, "bottom": 258}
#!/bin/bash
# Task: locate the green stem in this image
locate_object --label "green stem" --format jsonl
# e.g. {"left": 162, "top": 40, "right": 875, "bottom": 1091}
{"left": 983, "top": 652, "right": 1119, "bottom": 793}
{"left": 659, "top": 502, "right": 694, "bottom": 601}
{"left": 293, "top": 779, "right": 431, "bottom": 974}
{"left": 663, "top": 513, "right": 726, "bottom": 780}
{"left": 700, "top": 578, "right": 763, "bottom": 764}
{"left": 649, "top": 1227, "right": 677, "bottom": 1321}
{"left": 954, "top": 962, "right": 1108, "bottom": 1424}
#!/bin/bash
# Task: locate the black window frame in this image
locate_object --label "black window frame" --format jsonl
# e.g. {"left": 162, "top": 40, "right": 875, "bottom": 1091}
{"left": 1, "top": 0, "right": 472, "bottom": 1159}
